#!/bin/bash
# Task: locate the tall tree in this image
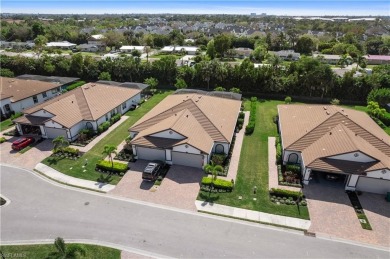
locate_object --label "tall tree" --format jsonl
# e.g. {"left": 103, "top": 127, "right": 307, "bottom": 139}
{"left": 214, "top": 34, "right": 231, "bottom": 59}
{"left": 295, "top": 35, "right": 315, "bottom": 55}
{"left": 47, "top": 237, "right": 86, "bottom": 259}
{"left": 102, "top": 145, "right": 117, "bottom": 168}
{"left": 34, "top": 35, "right": 48, "bottom": 58}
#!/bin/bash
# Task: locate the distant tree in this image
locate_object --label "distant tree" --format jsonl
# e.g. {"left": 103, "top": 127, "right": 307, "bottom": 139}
{"left": 367, "top": 88, "right": 390, "bottom": 108}
{"left": 103, "top": 31, "right": 124, "bottom": 49}
{"left": 338, "top": 54, "right": 351, "bottom": 68}
{"left": 131, "top": 49, "right": 141, "bottom": 58}
{"left": 354, "top": 55, "right": 367, "bottom": 69}
{"left": 98, "top": 71, "right": 111, "bottom": 81}
{"left": 102, "top": 145, "right": 117, "bottom": 169}
{"left": 31, "top": 22, "right": 45, "bottom": 38}
{"left": 251, "top": 45, "right": 267, "bottom": 62}
{"left": 206, "top": 40, "right": 216, "bottom": 60}
{"left": 174, "top": 78, "right": 187, "bottom": 89}
{"left": 214, "top": 34, "right": 231, "bottom": 59}
{"left": 295, "top": 35, "right": 315, "bottom": 55}
{"left": 284, "top": 96, "right": 292, "bottom": 104}
{"left": 144, "top": 77, "right": 158, "bottom": 92}
{"left": 34, "top": 35, "right": 48, "bottom": 58}
{"left": 144, "top": 46, "right": 151, "bottom": 63}
{"left": 330, "top": 98, "right": 340, "bottom": 105}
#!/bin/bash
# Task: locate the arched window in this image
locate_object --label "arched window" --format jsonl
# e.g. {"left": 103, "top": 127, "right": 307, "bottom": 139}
{"left": 4, "top": 104, "right": 11, "bottom": 112}
{"left": 86, "top": 122, "right": 93, "bottom": 130}
{"left": 215, "top": 144, "right": 224, "bottom": 154}
{"left": 288, "top": 153, "right": 299, "bottom": 164}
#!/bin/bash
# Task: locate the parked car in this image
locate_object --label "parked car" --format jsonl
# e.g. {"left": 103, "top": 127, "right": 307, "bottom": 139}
{"left": 142, "top": 160, "right": 164, "bottom": 181}
{"left": 11, "top": 137, "right": 35, "bottom": 151}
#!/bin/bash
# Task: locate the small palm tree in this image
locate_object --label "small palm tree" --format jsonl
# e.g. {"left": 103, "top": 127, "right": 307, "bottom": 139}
{"left": 52, "top": 136, "right": 69, "bottom": 151}
{"left": 354, "top": 55, "right": 367, "bottom": 69}
{"left": 47, "top": 237, "right": 86, "bottom": 259}
{"left": 204, "top": 162, "right": 224, "bottom": 197}
{"left": 102, "top": 145, "right": 117, "bottom": 168}
{"left": 338, "top": 54, "right": 351, "bottom": 68}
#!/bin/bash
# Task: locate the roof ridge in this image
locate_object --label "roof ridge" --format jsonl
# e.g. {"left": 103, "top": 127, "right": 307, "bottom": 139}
{"left": 287, "top": 111, "right": 342, "bottom": 149}
{"left": 77, "top": 86, "right": 94, "bottom": 120}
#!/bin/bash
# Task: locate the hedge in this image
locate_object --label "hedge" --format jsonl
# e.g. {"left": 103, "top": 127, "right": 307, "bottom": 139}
{"left": 54, "top": 147, "right": 79, "bottom": 155}
{"left": 245, "top": 98, "right": 257, "bottom": 135}
{"left": 201, "top": 177, "right": 233, "bottom": 191}
{"left": 98, "top": 121, "right": 111, "bottom": 133}
{"left": 66, "top": 81, "right": 86, "bottom": 91}
{"left": 10, "top": 112, "right": 23, "bottom": 120}
{"left": 96, "top": 160, "right": 128, "bottom": 173}
{"left": 0, "top": 137, "right": 6, "bottom": 143}
{"left": 110, "top": 113, "right": 121, "bottom": 124}
{"left": 379, "top": 112, "right": 390, "bottom": 127}
{"left": 269, "top": 188, "right": 303, "bottom": 200}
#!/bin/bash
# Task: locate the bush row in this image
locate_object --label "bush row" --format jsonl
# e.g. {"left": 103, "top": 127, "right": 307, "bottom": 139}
{"left": 269, "top": 188, "right": 303, "bottom": 200}
{"left": 275, "top": 136, "right": 282, "bottom": 165}
{"left": 110, "top": 113, "right": 121, "bottom": 124}
{"left": 245, "top": 97, "right": 257, "bottom": 135}
{"left": 201, "top": 177, "right": 234, "bottom": 191}
{"left": 53, "top": 147, "right": 79, "bottom": 155}
{"left": 66, "top": 81, "right": 86, "bottom": 91}
{"left": 379, "top": 112, "right": 390, "bottom": 127}
{"left": 98, "top": 121, "right": 111, "bottom": 133}
{"left": 0, "top": 137, "right": 6, "bottom": 143}
{"left": 96, "top": 160, "right": 128, "bottom": 173}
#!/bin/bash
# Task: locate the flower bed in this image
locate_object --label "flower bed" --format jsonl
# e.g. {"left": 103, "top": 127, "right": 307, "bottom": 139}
{"left": 114, "top": 148, "right": 135, "bottom": 162}
{"left": 278, "top": 165, "right": 302, "bottom": 187}
{"left": 95, "top": 160, "right": 128, "bottom": 175}
{"left": 51, "top": 147, "right": 81, "bottom": 160}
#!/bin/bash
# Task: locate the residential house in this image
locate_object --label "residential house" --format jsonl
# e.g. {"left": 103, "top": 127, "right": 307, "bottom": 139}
{"left": 46, "top": 41, "right": 77, "bottom": 49}
{"left": 234, "top": 47, "right": 253, "bottom": 58}
{"left": 87, "top": 34, "right": 106, "bottom": 50}
{"left": 97, "top": 80, "right": 149, "bottom": 97}
{"left": 119, "top": 46, "right": 147, "bottom": 53}
{"left": 0, "top": 76, "right": 70, "bottom": 118}
{"left": 16, "top": 74, "right": 79, "bottom": 91}
{"left": 129, "top": 90, "right": 242, "bottom": 168}
{"left": 273, "top": 50, "right": 301, "bottom": 61}
{"left": 14, "top": 83, "right": 141, "bottom": 141}
{"left": 313, "top": 54, "right": 346, "bottom": 65}
{"left": 161, "top": 46, "right": 199, "bottom": 55}
{"left": 77, "top": 44, "right": 100, "bottom": 52}
{"left": 278, "top": 104, "right": 390, "bottom": 194}
{"left": 364, "top": 55, "right": 390, "bottom": 65}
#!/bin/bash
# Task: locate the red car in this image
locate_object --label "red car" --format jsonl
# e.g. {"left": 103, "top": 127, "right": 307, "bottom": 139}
{"left": 11, "top": 137, "right": 35, "bottom": 151}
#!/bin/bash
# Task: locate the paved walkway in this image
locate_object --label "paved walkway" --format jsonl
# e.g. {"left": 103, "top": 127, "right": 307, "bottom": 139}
{"left": 69, "top": 116, "right": 129, "bottom": 153}
{"left": 225, "top": 111, "right": 249, "bottom": 181}
{"left": 35, "top": 163, "right": 115, "bottom": 192}
{"left": 268, "top": 137, "right": 301, "bottom": 192}
{"left": 195, "top": 201, "right": 311, "bottom": 230}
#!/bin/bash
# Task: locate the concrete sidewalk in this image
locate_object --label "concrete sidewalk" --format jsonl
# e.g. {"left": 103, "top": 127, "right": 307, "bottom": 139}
{"left": 35, "top": 163, "right": 115, "bottom": 192}
{"left": 195, "top": 200, "right": 311, "bottom": 230}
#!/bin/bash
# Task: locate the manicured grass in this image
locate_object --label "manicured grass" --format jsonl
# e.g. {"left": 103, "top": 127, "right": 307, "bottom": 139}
{"left": 0, "top": 244, "right": 120, "bottom": 259}
{"left": 198, "top": 100, "right": 310, "bottom": 220}
{"left": 41, "top": 91, "right": 172, "bottom": 185}
{"left": 0, "top": 118, "right": 14, "bottom": 131}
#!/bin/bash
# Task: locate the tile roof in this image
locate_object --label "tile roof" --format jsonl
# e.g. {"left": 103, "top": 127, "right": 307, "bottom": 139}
{"left": 20, "top": 83, "right": 140, "bottom": 128}
{"left": 278, "top": 104, "right": 390, "bottom": 172}
{"left": 16, "top": 74, "right": 79, "bottom": 85}
{"left": 130, "top": 92, "right": 241, "bottom": 154}
{"left": 0, "top": 76, "right": 60, "bottom": 102}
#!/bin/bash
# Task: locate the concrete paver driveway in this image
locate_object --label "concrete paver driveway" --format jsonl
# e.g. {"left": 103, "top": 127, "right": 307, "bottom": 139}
{"left": 304, "top": 175, "right": 390, "bottom": 248}
{"left": 109, "top": 160, "right": 204, "bottom": 211}
{"left": 0, "top": 137, "right": 53, "bottom": 169}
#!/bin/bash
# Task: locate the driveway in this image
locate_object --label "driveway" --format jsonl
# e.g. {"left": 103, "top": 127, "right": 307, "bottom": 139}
{"left": 109, "top": 160, "right": 204, "bottom": 211}
{"left": 0, "top": 137, "right": 53, "bottom": 169}
{"left": 304, "top": 173, "right": 390, "bottom": 248}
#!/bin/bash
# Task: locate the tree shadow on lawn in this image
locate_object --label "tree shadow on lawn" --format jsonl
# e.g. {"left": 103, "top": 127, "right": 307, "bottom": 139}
{"left": 46, "top": 156, "right": 64, "bottom": 165}
{"left": 199, "top": 192, "right": 220, "bottom": 203}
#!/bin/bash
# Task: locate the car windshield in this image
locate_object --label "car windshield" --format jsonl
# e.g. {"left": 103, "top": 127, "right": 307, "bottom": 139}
{"left": 13, "top": 138, "right": 27, "bottom": 144}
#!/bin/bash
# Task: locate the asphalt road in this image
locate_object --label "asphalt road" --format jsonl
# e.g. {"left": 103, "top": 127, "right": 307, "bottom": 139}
{"left": 0, "top": 165, "right": 388, "bottom": 258}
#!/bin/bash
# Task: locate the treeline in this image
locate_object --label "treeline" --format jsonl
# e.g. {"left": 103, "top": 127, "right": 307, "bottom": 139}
{"left": 1, "top": 54, "right": 390, "bottom": 103}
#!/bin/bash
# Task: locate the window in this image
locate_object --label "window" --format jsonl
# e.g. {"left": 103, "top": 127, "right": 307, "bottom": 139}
{"left": 42, "top": 92, "right": 47, "bottom": 98}
{"left": 33, "top": 95, "right": 38, "bottom": 104}
{"left": 105, "top": 114, "right": 109, "bottom": 121}
{"left": 122, "top": 102, "right": 127, "bottom": 109}
{"left": 288, "top": 153, "right": 299, "bottom": 164}
{"left": 111, "top": 109, "right": 116, "bottom": 116}
{"left": 4, "top": 104, "right": 11, "bottom": 112}
{"left": 215, "top": 144, "right": 224, "bottom": 154}
{"left": 51, "top": 89, "right": 57, "bottom": 94}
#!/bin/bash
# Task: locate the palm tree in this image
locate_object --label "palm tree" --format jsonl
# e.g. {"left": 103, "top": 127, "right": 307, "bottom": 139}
{"left": 203, "top": 163, "right": 223, "bottom": 197}
{"left": 52, "top": 136, "right": 69, "bottom": 151}
{"left": 338, "top": 54, "right": 350, "bottom": 68}
{"left": 144, "top": 46, "right": 151, "bottom": 63}
{"left": 354, "top": 55, "right": 367, "bottom": 69}
{"left": 102, "top": 145, "right": 117, "bottom": 168}
{"left": 47, "top": 237, "right": 86, "bottom": 259}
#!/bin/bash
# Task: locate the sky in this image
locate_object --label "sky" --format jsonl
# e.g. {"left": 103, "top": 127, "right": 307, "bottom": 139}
{"left": 1, "top": 0, "right": 389, "bottom": 16}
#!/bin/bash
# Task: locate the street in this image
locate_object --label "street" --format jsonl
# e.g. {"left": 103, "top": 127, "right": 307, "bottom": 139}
{"left": 0, "top": 164, "right": 388, "bottom": 258}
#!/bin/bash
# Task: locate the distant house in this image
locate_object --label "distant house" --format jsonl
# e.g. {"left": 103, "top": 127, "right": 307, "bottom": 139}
{"left": 364, "top": 55, "right": 390, "bottom": 65}
{"left": 119, "top": 46, "right": 147, "bottom": 53}
{"left": 46, "top": 41, "right": 76, "bottom": 50}
{"left": 0, "top": 41, "right": 35, "bottom": 49}
{"left": 16, "top": 74, "right": 79, "bottom": 91}
{"left": 129, "top": 90, "right": 242, "bottom": 168}
{"left": 278, "top": 104, "right": 390, "bottom": 194}
{"left": 97, "top": 80, "right": 149, "bottom": 97}
{"left": 313, "top": 54, "right": 347, "bottom": 65}
{"left": 77, "top": 44, "right": 100, "bottom": 52}
{"left": 14, "top": 83, "right": 141, "bottom": 141}
{"left": 273, "top": 50, "right": 300, "bottom": 61}
{"left": 233, "top": 47, "right": 253, "bottom": 58}
{"left": 87, "top": 34, "right": 106, "bottom": 47}
{"left": 160, "top": 46, "right": 199, "bottom": 55}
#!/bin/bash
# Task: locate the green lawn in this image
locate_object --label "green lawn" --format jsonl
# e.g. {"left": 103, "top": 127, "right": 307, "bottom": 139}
{"left": 345, "top": 104, "right": 390, "bottom": 135}
{"left": 198, "top": 100, "right": 310, "bottom": 220}
{"left": 41, "top": 91, "right": 172, "bottom": 185}
{"left": 0, "top": 118, "right": 14, "bottom": 131}
{"left": 0, "top": 244, "right": 120, "bottom": 259}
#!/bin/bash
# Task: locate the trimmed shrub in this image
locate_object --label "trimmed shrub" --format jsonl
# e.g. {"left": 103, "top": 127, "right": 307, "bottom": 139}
{"left": 284, "top": 96, "right": 292, "bottom": 104}
{"left": 245, "top": 122, "right": 255, "bottom": 134}
{"left": 54, "top": 147, "right": 79, "bottom": 155}
{"left": 270, "top": 188, "right": 303, "bottom": 200}
{"left": 201, "top": 177, "right": 233, "bottom": 191}
{"left": 245, "top": 98, "right": 257, "bottom": 135}
{"left": 98, "top": 121, "right": 111, "bottom": 133}
{"left": 211, "top": 153, "right": 227, "bottom": 166}
{"left": 0, "top": 137, "right": 6, "bottom": 143}
{"left": 110, "top": 113, "right": 121, "bottom": 124}
{"left": 238, "top": 112, "right": 245, "bottom": 119}
{"left": 371, "top": 116, "right": 387, "bottom": 129}
{"left": 379, "top": 112, "right": 390, "bottom": 127}
{"left": 10, "top": 112, "right": 23, "bottom": 120}
{"left": 66, "top": 81, "right": 86, "bottom": 91}
{"left": 96, "top": 160, "right": 128, "bottom": 173}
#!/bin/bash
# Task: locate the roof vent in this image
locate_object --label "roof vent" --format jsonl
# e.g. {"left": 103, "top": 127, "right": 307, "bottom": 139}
{"left": 186, "top": 115, "right": 188, "bottom": 118}
{"left": 323, "top": 106, "right": 327, "bottom": 110}
{"left": 326, "top": 111, "right": 330, "bottom": 115}
{"left": 329, "top": 132, "right": 332, "bottom": 135}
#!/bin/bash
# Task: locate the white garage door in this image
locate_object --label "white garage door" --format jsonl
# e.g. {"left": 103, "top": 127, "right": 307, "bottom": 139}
{"left": 136, "top": 147, "right": 165, "bottom": 161}
{"left": 172, "top": 151, "right": 204, "bottom": 168}
{"left": 45, "top": 127, "right": 67, "bottom": 139}
{"left": 356, "top": 177, "right": 390, "bottom": 194}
